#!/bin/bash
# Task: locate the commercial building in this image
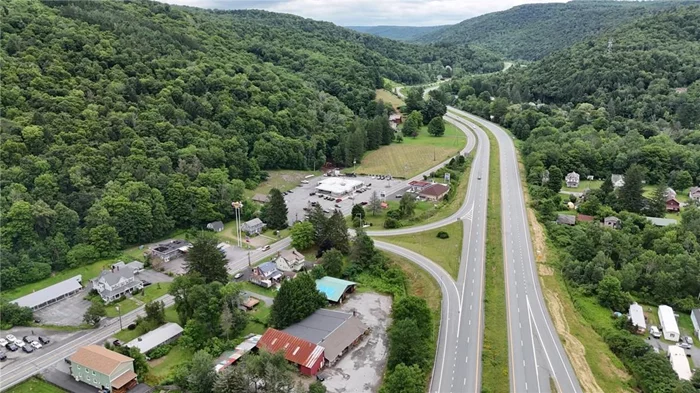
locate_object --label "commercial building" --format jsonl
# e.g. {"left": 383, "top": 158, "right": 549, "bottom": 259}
{"left": 69, "top": 345, "right": 137, "bottom": 393}
{"left": 315, "top": 276, "right": 357, "bottom": 303}
{"left": 11, "top": 275, "right": 83, "bottom": 311}
{"left": 283, "top": 309, "right": 369, "bottom": 365}
{"left": 418, "top": 183, "right": 450, "bottom": 201}
{"left": 667, "top": 345, "right": 692, "bottom": 381}
{"left": 125, "top": 323, "right": 183, "bottom": 354}
{"left": 257, "top": 328, "right": 325, "bottom": 376}
{"left": 150, "top": 239, "right": 191, "bottom": 262}
{"left": 691, "top": 309, "right": 700, "bottom": 341}
{"left": 315, "top": 178, "right": 364, "bottom": 197}
{"left": 658, "top": 305, "right": 680, "bottom": 341}
{"left": 628, "top": 303, "right": 646, "bottom": 333}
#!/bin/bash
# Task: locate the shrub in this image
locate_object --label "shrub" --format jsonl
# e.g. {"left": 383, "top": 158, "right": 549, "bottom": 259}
{"left": 384, "top": 217, "right": 400, "bottom": 229}
{"left": 147, "top": 343, "right": 173, "bottom": 359}
{"left": 436, "top": 231, "right": 449, "bottom": 239}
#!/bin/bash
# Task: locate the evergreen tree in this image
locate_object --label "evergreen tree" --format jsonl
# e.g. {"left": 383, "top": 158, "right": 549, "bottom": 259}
{"left": 213, "top": 366, "right": 247, "bottom": 393}
{"left": 326, "top": 210, "right": 350, "bottom": 254}
{"left": 369, "top": 191, "right": 382, "bottom": 216}
{"left": 648, "top": 182, "right": 667, "bottom": 218}
{"left": 546, "top": 165, "right": 563, "bottom": 194}
{"left": 351, "top": 204, "right": 366, "bottom": 220}
{"left": 308, "top": 205, "right": 328, "bottom": 245}
{"left": 366, "top": 118, "right": 381, "bottom": 150}
{"left": 380, "top": 116, "right": 394, "bottom": 145}
{"left": 427, "top": 117, "right": 445, "bottom": 136}
{"left": 599, "top": 176, "right": 615, "bottom": 204}
{"left": 184, "top": 234, "right": 228, "bottom": 283}
{"left": 351, "top": 230, "right": 376, "bottom": 268}
{"left": 322, "top": 248, "right": 344, "bottom": 278}
{"left": 619, "top": 165, "right": 645, "bottom": 213}
{"left": 185, "top": 351, "right": 217, "bottom": 393}
{"left": 263, "top": 188, "right": 288, "bottom": 230}
{"left": 399, "top": 193, "right": 417, "bottom": 218}
{"left": 270, "top": 273, "right": 327, "bottom": 328}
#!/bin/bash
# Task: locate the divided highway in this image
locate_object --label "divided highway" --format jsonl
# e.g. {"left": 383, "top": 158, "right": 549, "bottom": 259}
{"left": 448, "top": 107, "right": 582, "bottom": 393}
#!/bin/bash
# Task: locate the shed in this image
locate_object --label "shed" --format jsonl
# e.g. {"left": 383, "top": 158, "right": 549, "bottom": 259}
{"left": 242, "top": 297, "right": 260, "bottom": 310}
{"left": 556, "top": 214, "right": 576, "bottom": 226}
{"left": 315, "top": 276, "right": 357, "bottom": 303}
{"left": 11, "top": 275, "right": 83, "bottom": 311}
{"left": 604, "top": 216, "right": 621, "bottom": 229}
{"left": 667, "top": 345, "right": 692, "bottom": 381}
{"left": 257, "top": 328, "right": 325, "bottom": 375}
{"left": 207, "top": 221, "right": 224, "bottom": 232}
{"left": 628, "top": 303, "right": 646, "bottom": 333}
{"left": 125, "top": 323, "right": 183, "bottom": 354}
{"left": 658, "top": 305, "right": 680, "bottom": 341}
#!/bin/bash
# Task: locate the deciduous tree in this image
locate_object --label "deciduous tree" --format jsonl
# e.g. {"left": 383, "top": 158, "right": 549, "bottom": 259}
{"left": 290, "top": 221, "right": 315, "bottom": 250}
{"left": 427, "top": 117, "right": 445, "bottom": 136}
{"left": 322, "top": 248, "right": 344, "bottom": 278}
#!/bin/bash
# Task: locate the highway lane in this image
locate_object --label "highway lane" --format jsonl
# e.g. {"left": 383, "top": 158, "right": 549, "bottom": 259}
{"left": 448, "top": 107, "right": 583, "bottom": 393}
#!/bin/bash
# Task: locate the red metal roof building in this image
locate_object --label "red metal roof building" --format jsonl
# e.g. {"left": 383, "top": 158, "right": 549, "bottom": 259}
{"left": 576, "top": 214, "right": 595, "bottom": 222}
{"left": 256, "top": 328, "right": 325, "bottom": 376}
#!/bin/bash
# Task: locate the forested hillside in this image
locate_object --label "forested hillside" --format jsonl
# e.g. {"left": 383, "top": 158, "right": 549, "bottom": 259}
{"left": 346, "top": 25, "right": 448, "bottom": 41}
{"left": 0, "top": 0, "right": 496, "bottom": 290}
{"left": 416, "top": 1, "right": 695, "bottom": 60}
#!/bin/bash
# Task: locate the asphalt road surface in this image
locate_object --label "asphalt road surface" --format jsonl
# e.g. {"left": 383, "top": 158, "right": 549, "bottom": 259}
{"left": 448, "top": 107, "right": 582, "bottom": 393}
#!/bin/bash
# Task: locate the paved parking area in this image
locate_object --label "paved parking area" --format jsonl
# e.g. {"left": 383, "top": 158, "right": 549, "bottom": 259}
{"left": 137, "top": 269, "right": 173, "bottom": 284}
{"left": 0, "top": 326, "right": 84, "bottom": 370}
{"left": 322, "top": 292, "right": 392, "bottom": 393}
{"left": 34, "top": 291, "right": 92, "bottom": 326}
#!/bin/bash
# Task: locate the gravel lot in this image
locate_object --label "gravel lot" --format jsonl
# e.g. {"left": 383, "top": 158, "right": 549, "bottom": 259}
{"left": 322, "top": 292, "right": 393, "bottom": 393}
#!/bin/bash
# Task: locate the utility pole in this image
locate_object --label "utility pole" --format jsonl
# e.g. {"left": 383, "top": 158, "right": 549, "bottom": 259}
{"left": 248, "top": 250, "right": 251, "bottom": 268}
{"left": 116, "top": 305, "right": 123, "bottom": 331}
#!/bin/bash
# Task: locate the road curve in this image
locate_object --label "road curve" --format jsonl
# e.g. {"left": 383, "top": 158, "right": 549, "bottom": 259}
{"left": 447, "top": 107, "right": 583, "bottom": 393}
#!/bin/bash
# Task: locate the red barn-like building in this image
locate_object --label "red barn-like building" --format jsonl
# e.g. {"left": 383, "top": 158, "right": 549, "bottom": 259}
{"left": 666, "top": 197, "right": 680, "bottom": 212}
{"left": 256, "top": 328, "right": 325, "bottom": 376}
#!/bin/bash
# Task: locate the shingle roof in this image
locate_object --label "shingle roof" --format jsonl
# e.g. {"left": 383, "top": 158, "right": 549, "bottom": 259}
{"left": 97, "top": 269, "right": 135, "bottom": 286}
{"left": 243, "top": 218, "right": 264, "bottom": 227}
{"left": 257, "top": 262, "right": 278, "bottom": 275}
{"left": 125, "top": 323, "right": 183, "bottom": 354}
{"left": 257, "top": 328, "right": 324, "bottom": 369}
{"left": 11, "top": 275, "right": 82, "bottom": 309}
{"left": 208, "top": 221, "right": 224, "bottom": 231}
{"left": 252, "top": 194, "right": 270, "bottom": 203}
{"left": 111, "top": 371, "right": 137, "bottom": 389}
{"left": 70, "top": 345, "right": 133, "bottom": 375}
{"left": 279, "top": 248, "right": 304, "bottom": 262}
{"left": 419, "top": 183, "right": 450, "bottom": 197}
{"left": 315, "top": 276, "right": 357, "bottom": 302}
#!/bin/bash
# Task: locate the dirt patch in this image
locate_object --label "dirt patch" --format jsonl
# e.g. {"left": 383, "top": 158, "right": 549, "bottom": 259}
{"left": 538, "top": 264, "right": 554, "bottom": 276}
{"left": 543, "top": 289, "right": 603, "bottom": 393}
{"left": 148, "top": 357, "right": 166, "bottom": 368}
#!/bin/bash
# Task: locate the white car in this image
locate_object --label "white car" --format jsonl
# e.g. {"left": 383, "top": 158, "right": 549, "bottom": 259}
{"left": 649, "top": 325, "right": 661, "bottom": 339}
{"left": 31, "top": 341, "right": 42, "bottom": 349}
{"left": 5, "top": 334, "right": 16, "bottom": 342}
{"left": 233, "top": 272, "right": 243, "bottom": 280}
{"left": 14, "top": 339, "right": 25, "bottom": 348}
{"left": 0, "top": 338, "right": 7, "bottom": 347}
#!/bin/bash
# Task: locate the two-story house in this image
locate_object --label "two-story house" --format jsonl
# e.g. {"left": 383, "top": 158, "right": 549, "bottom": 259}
{"left": 275, "top": 249, "right": 306, "bottom": 272}
{"left": 69, "top": 345, "right": 137, "bottom": 393}
{"left": 241, "top": 218, "right": 265, "bottom": 236}
{"left": 250, "top": 261, "right": 282, "bottom": 288}
{"left": 565, "top": 172, "right": 580, "bottom": 188}
{"left": 689, "top": 187, "right": 700, "bottom": 202}
{"left": 92, "top": 268, "right": 143, "bottom": 304}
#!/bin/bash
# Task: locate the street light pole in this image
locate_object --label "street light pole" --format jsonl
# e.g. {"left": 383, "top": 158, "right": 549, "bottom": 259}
{"left": 116, "top": 305, "right": 123, "bottom": 331}
{"left": 232, "top": 201, "right": 243, "bottom": 248}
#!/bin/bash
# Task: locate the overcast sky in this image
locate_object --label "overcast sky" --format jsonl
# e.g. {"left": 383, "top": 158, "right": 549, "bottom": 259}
{"left": 161, "top": 0, "right": 567, "bottom": 26}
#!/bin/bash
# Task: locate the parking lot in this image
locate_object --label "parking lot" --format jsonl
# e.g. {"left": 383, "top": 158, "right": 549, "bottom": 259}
{"left": 0, "top": 326, "right": 83, "bottom": 369}
{"left": 34, "top": 291, "right": 93, "bottom": 326}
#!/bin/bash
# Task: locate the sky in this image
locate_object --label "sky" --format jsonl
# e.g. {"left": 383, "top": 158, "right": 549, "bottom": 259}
{"left": 161, "top": 0, "right": 567, "bottom": 26}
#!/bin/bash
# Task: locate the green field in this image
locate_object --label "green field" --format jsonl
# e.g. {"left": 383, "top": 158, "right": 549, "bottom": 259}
{"left": 562, "top": 179, "right": 603, "bottom": 192}
{"left": 240, "top": 281, "right": 279, "bottom": 299}
{"left": 244, "top": 170, "right": 320, "bottom": 198}
{"left": 147, "top": 344, "right": 192, "bottom": 385}
{"left": 4, "top": 378, "right": 66, "bottom": 393}
{"left": 104, "top": 282, "right": 172, "bottom": 318}
{"left": 375, "top": 88, "right": 405, "bottom": 109}
{"left": 353, "top": 123, "right": 466, "bottom": 178}
{"left": 382, "top": 221, "right": 463, "bottom": 279}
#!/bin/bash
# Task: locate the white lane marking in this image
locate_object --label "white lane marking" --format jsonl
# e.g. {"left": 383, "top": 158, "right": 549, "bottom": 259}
{"left": 526, "top": 295, "right": 542, "bottom": 393}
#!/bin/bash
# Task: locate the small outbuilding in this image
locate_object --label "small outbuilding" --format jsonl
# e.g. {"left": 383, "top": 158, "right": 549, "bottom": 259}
{"left": 604, "top": 216, "right": 621, "bottom": 229}
{"left": 207, "top": 221, "right": 224, "bottom": 232}
{"left": 252, "top": 194, "right": 270, "bottom": 204}
{"left": 647, "top": 217, "right": 678, "bottom": 227}
{"left": 658, "top": 305, "right": 680, "bottom": 341}
{"left": 316, "top": 276, "right": 357, "bottom": 304}
{"left": 556, "top": 214, "right": 576, "bottom": 226}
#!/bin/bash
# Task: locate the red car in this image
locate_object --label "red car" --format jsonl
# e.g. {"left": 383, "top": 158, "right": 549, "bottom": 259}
{"left": 335, "top": 198, "right": 342, "bottom": 203}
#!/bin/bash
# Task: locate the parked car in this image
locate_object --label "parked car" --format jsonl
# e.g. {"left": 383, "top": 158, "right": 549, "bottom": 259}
{"left": 309, "top": 192, "right": 315, "bottom": 196}
{"left": 683, "top": 336, "right": 694, "bottom": 346}
{"left": 22, "top": 345, "right": 33, "bottom": 353}
{"left": 5, "top": 343, "right": 18, "bottom": 352}
{"left": 5, "top": 334, "right": 16, "bottom": 342}
{"left": 360, "top": 201, "right": 368, "bottom": 206}
{"left": 142, "top": 280, "right": 152, "bottom": 287}
{"left": 335, "top": 198, "right": 342, "bottom": 203}
{"left": 30, "top": 341, "right": 42, "bottom": 349}
{"left": 113, "top": 340, "right": 122, "bottom": 347}
{"left": 395, "top": 194, "right": 403, "bottom": 198}
{"left": 334, "top": 204, "right": 341, "bottom": 208}
{"left": 650, "top": 325, "right": 661, "bottom": 338}
{"left": 287, "top": 190, "right": 293, "bottom": 193}
{"left": 38, "top": 336, "right": 50, "bottom": 345}
{"left": 0, "top": 339, "right": 8, "bottom": 347}
{"left": 23, "top": 336, "right": 37, "bottom": 343}
{"left": 0, "top": 351, "right": 6, "bottom": 361}
{"left": 233, "top": 272, "right": 243, "bottom": 280}
{"left": 14, "top": 340, "right": 25, "bottom": 348}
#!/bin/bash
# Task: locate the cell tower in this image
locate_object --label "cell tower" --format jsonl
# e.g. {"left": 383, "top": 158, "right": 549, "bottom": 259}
{"left": 607, "top": 39, "right": 613, "bottom": 54}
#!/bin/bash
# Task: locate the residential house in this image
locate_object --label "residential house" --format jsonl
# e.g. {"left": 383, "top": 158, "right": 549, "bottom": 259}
{"left": 69, "top": 345, "right": 137, "bottom": 393}
{"left": 565, "top": 172, "right": 580, "bottom": 188}
{"left": 658, "top": 305, "right": 680, "bottom": 341}
{"left": 111, "top": 261, "right": 143, "bottom": 274}
{"left": 556, "top": 214, "right": 576, "bottom": 226}
{"left": 207, "top": 221, "right": 224, "bottom": 232}
{"left": 665, "top": 188, "right": 677, "bottom": 200}
{"left": 256, "top": 328, "right": 325, "bottom": 376}
{"left": 250, "top": 262, "right": 282, "bottom": 288}
{"left": 628, "top": 303, "right": 646, "bottom": 333}
{"left": 666, "top": 196, "right": 681, "bottom": 212}
{"left": 241, "top": 218, "right": 265, "bottom": 236}
{"left": 150, "top": 240, "right": 191, "bottom": 262}
{"left": 92, "top": 268, "right": 143, "bottom": 304}
{"left": 275, "top": 248, "right": 306, "bottom": 272}
{"left": 252, "top": 194, "right": 270, "bottom": 204}
{"left": 11, "top": 275, "right": 83, "bottom": 311}
{"left": 689, "top": 187, "right": 700, "bottom": 202}
{"left": 419, "top": 183, "right": 450, "bottom": 201}
{"left": 603, "top": 216, "right": 621, "bottom": 229}
{"left": 611, "top": 174, "right": 625, "bottom": 188}
{"left": 691, "top": 309, "right": 700, "bottom": 341}
{"left": 316, "top": 276, "right": 357, "bottom": 304}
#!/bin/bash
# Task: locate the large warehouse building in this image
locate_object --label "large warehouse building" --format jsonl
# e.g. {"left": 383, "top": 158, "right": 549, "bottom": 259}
{"left": 315, "top": 178, "right": 364, "bottom": 197}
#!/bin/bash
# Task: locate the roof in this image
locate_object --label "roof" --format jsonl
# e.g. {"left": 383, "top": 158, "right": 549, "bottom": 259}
{"left": 125, "top": 323, "right": 183, "bottom": 354}
{"left": 419, "top": 183, "right": 450, "bottom": 197}
{"left": 283, "top": 309, "right": 368, "bottom": 362}
{"left": 111, "top": 371, "right": 137, "bottom": 388}
{"left": 257, "top": 261, "right": 279, "bottom": 275}
{"left": 70, "top": 345, "right": 133, "bottom": 375}
{"left": 646, "top": 217, "right": 678, "bottom": 227}
{"left": 604, "top": 216, "right": 620, "bottom": 223}
{"left": 242, "top": 297, "right": 260, "bottom": 309}
{"left": 692, "top": 309, "right": 700, "bottom": 327}
{"left": 252, "top": 194, "right": 270, "bottom": 203}
{"left": 556, "top": 214, "right": 576, "bottom": 225}
{"left": 279, "top": 248, "right": 304, "bottom": 262}
{"left": 611, "top": 174, "right": 625, "bottom": 184}
{"left": 315, "top": 178, "right": 364, "bottom": 194}
{"left": 257, "top": 328, "right": 324, "bottom": 369}
{"left": 408, "top": 180, "right": 432, "bottom": 188}
{"left": 208, "top": 221, "right": 224, "bottom": 231}
{"left": 126, "top": 261, "right": 144, "bottom": 271}
{"left": 566, "top": 172, "right": 580, "bottom": 180}
{"left": 668, "top": 345, "right": 692, "bottom": 380}
{"left": 576, "top": 214, "right": 595, "bottom": 222}
{"left": 666, "top": 197, "right": 680, "bottom": 205}
{"left": 11, "top": 275, "right": 82, "bottom": 309}
{"left": 316, "top": 276, "right": 357, "bottom": 302}
{"left": 658, "top": 305, "right": 680, "bottom": 333}
{"left": 690, "top": 186, "right": 700, "bottom": 197}
{"left": 152, "top": 239, "right": 191, "bottom": 254}
{"left": 243, "top": 218, "right": 264, "bottom": 228}
{"left": 629, "top": 303, "right": 646, "bottom": 330}
{"left": 96, "top": 268, "right": 135, "bottom": 286}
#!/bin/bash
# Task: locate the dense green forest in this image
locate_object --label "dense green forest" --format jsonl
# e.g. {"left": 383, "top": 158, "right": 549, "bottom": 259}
{"left": 0, "top": 0, "right": 499, "bottom": 290}
{"left": 416, "top": 1, "right": 697, "bottom": 61}
{"left": 346, "top": 25, "right": 448, "bottom": 41}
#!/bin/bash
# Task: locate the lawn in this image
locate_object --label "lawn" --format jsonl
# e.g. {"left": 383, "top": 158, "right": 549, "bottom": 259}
{"left": 562, "top": 179, "right": 602, "bottom": 192}
{"left": 244, "top": 169, "right": 320, "bottom": 198}
{"left": 147, "top": 344, "right": 192, "bottom": 385}
{"left": 375, "top": 88, "right": 405, "bottom": 109}
{"left": 352, "top": 123, "right": 466, "bottom": 178}
{"left": 240, "top": 281, "right": 278, "bottom": 299}
{"left": 105, "top": 298, "right": 139, "bottom": 318}
{"left": 134, "top": 282, "right": 172, "bottom": 303}
{"left": 382, "top": 221, "right": 463, "bottom": 279}
{"left": 216, "top": 220, "right": 289, "bottom": 247}
{"left": 5, "top": 378, "right": 66, "bottom": 393}
{"left": 241, "top": 303, "right": 271, "bottom": 336}
{"left": 164, "top": 305, "right": 179, "bottom": 323}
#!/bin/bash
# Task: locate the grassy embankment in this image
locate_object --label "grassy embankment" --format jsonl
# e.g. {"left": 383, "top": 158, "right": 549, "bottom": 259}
{"left": 381, "top": 222, "right": 463, "bottom": 279}
{"left": 375, "top": 88, "right": 405, "bottom": 110}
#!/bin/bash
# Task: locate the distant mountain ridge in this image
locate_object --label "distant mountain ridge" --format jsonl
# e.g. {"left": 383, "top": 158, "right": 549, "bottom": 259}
{"left": 415, "top": 1, "right": 699, "bottom": 60}
{"left": 346, "top": 25, "right": 448, "bottom": 41}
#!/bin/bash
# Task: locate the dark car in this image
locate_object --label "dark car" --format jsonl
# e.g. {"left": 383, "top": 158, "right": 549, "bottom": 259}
{"left": 22, "top": 345, "right": 34, "bottom": 354}
{"left": 316, "top": 373, "right": 327, "bottom": 381}
{"left": 360, "top": 201, "right": 368, "bottom": 206}
{"left": 113, "top": 340, "right": 122, "bottom": 347}
{"left": 309, "top": 192, "right": 315, "bottom": 196}
{"left": 23, "top": 336, "right": 38, "bottom": 344}
{"left": 142, "top": 280, "right": 152, "bottom": 287}
{"left": 5, "top": 343, "right": 18, "bottom": 352}
{"left": 0, "top": 351, "right": 6, "bottom": 361}
{"left": 335, "top": 198, "right": 342, "bottom": 203}
{"left": 38, "top": 336, "right": 50, "bottom": 345}
{"left": 334, "top": 204, "right": 341, "bottom": 208}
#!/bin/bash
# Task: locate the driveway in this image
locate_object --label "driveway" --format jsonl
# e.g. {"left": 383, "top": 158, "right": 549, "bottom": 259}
{"left": 647, "top": 337, "right": 700, "bottom": 367}
{"left": 137, "top": 269, "right": 173, "bottom": 284}
{"left": 34, "top": 291, "right": 92, "bottom": 326}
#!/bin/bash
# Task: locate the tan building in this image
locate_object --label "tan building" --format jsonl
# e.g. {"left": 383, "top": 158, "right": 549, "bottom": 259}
{"left": 69, "top": 345, "right": 137, "bottom": 393}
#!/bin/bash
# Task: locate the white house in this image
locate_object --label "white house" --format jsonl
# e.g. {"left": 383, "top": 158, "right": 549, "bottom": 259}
{"left": 611, "top": 174, "right": 625, "bottom": 188}
{"left": 565, "top": 172, "right": 580, "bottom": 188}
{"left": 275, "top": 248, "right": 306, "bottom": 272}
{"left": 658, "top": 305, "right": 680, "bottom": 341}
{"left": 667, "top": 345, "right": 692, "bottom": 381}
{"left": 691, "top": 309, "right": 700, "bottom": 341}
{"left": 628, "top": 303, "right": 646, "bottom": 333}
{"left": 92, "top": 268, "right": 143, "bottom": 303}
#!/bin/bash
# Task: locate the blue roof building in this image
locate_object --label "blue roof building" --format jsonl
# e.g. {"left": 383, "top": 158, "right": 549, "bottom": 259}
{"left": 315, "top": 276, "right": 357, "bottom": 303}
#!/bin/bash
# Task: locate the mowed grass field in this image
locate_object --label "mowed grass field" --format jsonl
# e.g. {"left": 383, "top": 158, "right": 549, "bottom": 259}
{"left": 244, "top": 169, "right": 320, "bottom": 197}
{"left": 355, "top": 123, "right": 466, "bottom": 178}
{"left": 375, "top": 88, "right": 405, "bottom": 109}
{"left": 5, "top": 378, "right": 66, "bottom": 393}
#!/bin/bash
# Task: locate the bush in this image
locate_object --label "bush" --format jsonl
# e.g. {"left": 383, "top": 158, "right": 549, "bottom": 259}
{"left": 384, "top": 217, "right": 400, "bottom": 229}
{"left": 147, "top": 343, "right": 173, "bottom": 359}
{"left": 436, "top": 231, "right": 449, "bottom": 239}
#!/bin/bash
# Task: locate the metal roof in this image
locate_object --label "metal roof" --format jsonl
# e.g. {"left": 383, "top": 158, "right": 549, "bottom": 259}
{"left": 646, "top": 217, "right": 678, "bottom": 227}
{"left": 658, "top": 305, "right": 679, "bottom": 334}
{"left": 628, "top": 303, "right": 646, "bottom": 330}
{"left": 315, "top": 276, "right": 357, "bottom": 302}
{"left": 692, "top": 309, "right": 700, "bottom": 328}
{"left": 668, "top": 345, "right": 692, "bottom": 380}
{"left": 257, "top": 328, "right": 324, "bottom": 369}
{"left": 11, "top": 275, "right": 82, "bottom": 309}
{"left": 125, "top": 323, "right": 183, "bottom": 354}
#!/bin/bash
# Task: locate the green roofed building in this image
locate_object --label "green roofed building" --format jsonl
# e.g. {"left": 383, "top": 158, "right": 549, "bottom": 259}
{"left": 315, "top": 276, "right": 357, "bottom": 304}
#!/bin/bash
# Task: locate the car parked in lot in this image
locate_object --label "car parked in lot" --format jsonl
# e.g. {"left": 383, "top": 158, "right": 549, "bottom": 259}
{"left": 309, "top": 192, "right": 315, "bottom": 196}
{"left": 649, "top": 325, "right": 661, "bottom": 338}
{"left": 5, "top": 343, "right": 18, "bottom": 352}
{"left": 0, "top": 351, "right": 6, "bottom": 361}
{"left": 335, "top": 198, "right": 342, "bottom": 203}
{"left": 6, "top": 334, "right": 16, "bottom": 343}
{"left": 14, "top": 339, "right": 25, "bottom": 348}
{"left": 0, "top": 338, "right": 8, "bottom": 347}
{"left": 334, "top": 204, "right": 341, "bottom": 208}
{"left": 23, "top": 336, "right": 37, "bottom": 344}
{"left": 142, "top": 280, "right": 152, "bottom": 287}
{"left": 22, "top": 345, "right": 33, "bottom": 353}
{"left": 31, "top": 341, "right": 42, "bottom": 349}
{"left": 38, "top": 336, "right": 50, "bottom": 345}
{"left": 679, "top": 342, "right": 692, "bottom": 349}
{"left": 233, "top": 272, "right": 243, "bottom": 280}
